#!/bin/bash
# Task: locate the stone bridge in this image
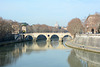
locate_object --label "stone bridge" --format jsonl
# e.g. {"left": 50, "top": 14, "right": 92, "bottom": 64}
{"left": 20, "top": 33, "right": 73, "bottom": 42}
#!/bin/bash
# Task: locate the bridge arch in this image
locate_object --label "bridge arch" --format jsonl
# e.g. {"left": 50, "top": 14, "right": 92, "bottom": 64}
{"left": 36, "top": 34, "right": 47, "bottom": 41}
{"left": 25, "top": 35, "right": 33, "bottom": 41}
{"left": 21, "top": 33, "right": 73, "bottom": 42}
{"left": 62, "top": 35, "right": 72, "bottom": 41}
{"left": 50, "top": 34, "right": 59, "bottom": 41}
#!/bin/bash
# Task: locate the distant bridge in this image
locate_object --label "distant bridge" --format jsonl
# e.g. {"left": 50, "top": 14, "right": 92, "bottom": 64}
{"left": 19, "top": 33, "right": 73, "bottom": 42}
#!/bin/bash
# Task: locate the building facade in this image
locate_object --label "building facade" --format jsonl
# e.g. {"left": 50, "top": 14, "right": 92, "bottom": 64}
{"left": 20, "top": 23, "right": 28, "bottom": 33}
{"left": 55, "top": 22, "right": 59, "bottom": 28}
{"left": 84, "top": 13, "right": 100, "bottom": 34}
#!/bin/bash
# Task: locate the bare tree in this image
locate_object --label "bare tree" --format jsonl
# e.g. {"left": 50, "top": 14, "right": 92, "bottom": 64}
{"left": 31, "top": 24, "right": 66, "bottom": 33}
{"left": 67, "top": 18, "right": 84, "bottom": 37}
{"left": 0, "top": 19, "right": 13, "bottom": 41}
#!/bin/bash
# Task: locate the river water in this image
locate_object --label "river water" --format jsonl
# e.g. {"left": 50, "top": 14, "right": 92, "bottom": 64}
{"left": 0, "top": 38, "right": 100, "bottom": 67}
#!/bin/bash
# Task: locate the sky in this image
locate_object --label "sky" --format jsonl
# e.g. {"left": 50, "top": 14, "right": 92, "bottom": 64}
{"left": 0, "top": 0, "right": 100, "bottom": 26}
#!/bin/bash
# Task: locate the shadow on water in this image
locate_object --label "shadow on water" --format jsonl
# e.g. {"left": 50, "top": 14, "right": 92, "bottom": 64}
{"left": 68, "top": 49, "right": 100, "bottom": 67}
{"left": 36, "top": 40, "right": 47, "bottom": 47}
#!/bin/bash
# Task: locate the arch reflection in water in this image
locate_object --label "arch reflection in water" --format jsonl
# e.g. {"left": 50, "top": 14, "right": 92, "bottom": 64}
{"left": 51, "top": 41, "right": 59, "bottom": 48}
{"left": 36, "top": 40, "right": 47, "bottom": 47}
{"left": 25, "top": 41, "right": 34, "bottom": 46}
{"left": 51, "top": 35, "right": 59, "bottom": 41}
{"left": 26, "top": 40, "right": 68, "bottom": 50}
{"left": 68, "top": 49, "right": 100, "bottom": 67}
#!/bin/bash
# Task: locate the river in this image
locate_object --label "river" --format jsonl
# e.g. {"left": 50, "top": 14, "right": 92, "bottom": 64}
{"left": 0, "top": 38, "right": 100, "bottom": 67}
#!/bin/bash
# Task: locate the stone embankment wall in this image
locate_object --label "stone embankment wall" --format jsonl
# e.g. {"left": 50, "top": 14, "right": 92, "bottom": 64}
{"left": 74, "top": 34, "right": 100, "bottom": 48}
{"left": 0, "top": 34, "right": 31, "bottom": 46}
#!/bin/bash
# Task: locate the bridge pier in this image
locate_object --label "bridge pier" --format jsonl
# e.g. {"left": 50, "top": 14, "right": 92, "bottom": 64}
{"left": 33, "top": 37, "right": 37, "bottom": 42}
{"left": 46, "top": 37, "right": 51, "bottom": 42}
{"left": 59, "top": 37, "right": 63, "bottom": 42}
{"left": 45, "top": 41, "right": 52, "bottom": 48}
{"left": 59, "top": 41, "right": 63, "bottom": 45}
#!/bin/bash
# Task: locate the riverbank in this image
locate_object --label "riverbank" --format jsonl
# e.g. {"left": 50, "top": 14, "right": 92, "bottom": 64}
{"left": 0, "top": 40, "right": 30, "bottom": 46}
{"left": 66, "top": 34, "right": 100, "bottom": 53}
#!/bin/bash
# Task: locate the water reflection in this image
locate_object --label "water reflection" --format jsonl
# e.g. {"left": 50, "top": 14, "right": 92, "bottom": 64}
{"left": 1, "top": 39, "right": 100, "bottom": 67}
{"left": 63, "top": 37, "right": 67, "bottom": 46}
{"left": 0, "top": 44, "right": 22, "bottom": 66}
{"left": 51, "top": 41, "right": 59, "bottom": 48}
{"left": 68, "top": 49, "right": 100, "bottom": 67}
{"left": 0, "top": 40, "right": 68, "bottom": 67}
{"left": 37, "top": 40, "right": 47, "bottom": 47}
{"left": 68, "top": 50, "right": 84, "bottom": 67}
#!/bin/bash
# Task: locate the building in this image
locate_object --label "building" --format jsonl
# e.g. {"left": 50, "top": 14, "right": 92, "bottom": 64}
{"left": 61, "top": 26, "right": 67, "bottom": 30}
{"left": 22, "top": 26, "right": 26, "bottom": 33}
{"left": 84, "top": 13, "right": 100, "bottom": 34}
{"left": 21, "top": 23, "right": 28, "bottom": 33}
{"left": 55, "top": 22, "right": 59, "bottom": 28}
{"left": 12, "top": 22, "right": 28, "bottom": 34}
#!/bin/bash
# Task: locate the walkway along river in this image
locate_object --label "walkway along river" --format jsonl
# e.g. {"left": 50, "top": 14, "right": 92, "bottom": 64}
{"left": 66, "top": 34, "right": 100, "bottom": 53}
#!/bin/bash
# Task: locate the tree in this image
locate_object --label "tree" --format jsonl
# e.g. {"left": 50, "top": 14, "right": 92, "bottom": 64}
{"left": 67, "top": 18, "right": 84, "bottom": 37}
{"left": 98, "top": 24, "right": 100, "bottom": 33}
{"left": 26, "top": 25, "right": 33, "bottom": 33}
{"left": 31, "top": 24, "right": 67, "bottom": 33}
{"left": 0, "top": 19, "right": 13, "bottom": 41}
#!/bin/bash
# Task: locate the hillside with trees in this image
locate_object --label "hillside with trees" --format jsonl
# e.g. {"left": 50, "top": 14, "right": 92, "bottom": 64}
{"left": 0, "top": 17, "right": 67, "bottom": 42}
{"left": 26, "top": 24, "right": 67, "bottom": 33}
